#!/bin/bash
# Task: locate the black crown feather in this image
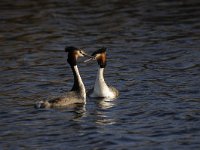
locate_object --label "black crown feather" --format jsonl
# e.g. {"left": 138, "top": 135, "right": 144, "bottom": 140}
{"left": 92, "top": 47, "right": 107, "bottom": 56}
{"left": 65, "top": 46, "right": 78, "bottom": 52}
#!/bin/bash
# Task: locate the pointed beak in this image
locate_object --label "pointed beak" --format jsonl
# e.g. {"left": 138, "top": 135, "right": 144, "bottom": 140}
{"left": 84, "top": 56, "right": 96, "bottom": 63}
{"left": 83, "top": 52, "right": 93, "bottom": 58}
{"left": 79, "top": 49, "right": 95, "bottom": 62}
{"left": 79, "top": 49, "right": 93, "bottom": 58}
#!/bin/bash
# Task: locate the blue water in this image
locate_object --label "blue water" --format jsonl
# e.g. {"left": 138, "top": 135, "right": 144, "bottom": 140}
{"left": 0, "top": 0, "right": 200, "bottom": 149}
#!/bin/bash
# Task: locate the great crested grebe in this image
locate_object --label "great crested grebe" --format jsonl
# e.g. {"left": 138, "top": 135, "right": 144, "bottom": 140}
{"left": 35, "top": 46, "right": 91, "bottom": 108}
{"left": 85, "top": 48, "right": 119, "bottom": 99}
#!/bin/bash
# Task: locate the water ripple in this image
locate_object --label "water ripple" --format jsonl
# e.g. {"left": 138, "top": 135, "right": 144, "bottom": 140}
{"left": 0, "top": 0, "right": 200, "bottom": 149}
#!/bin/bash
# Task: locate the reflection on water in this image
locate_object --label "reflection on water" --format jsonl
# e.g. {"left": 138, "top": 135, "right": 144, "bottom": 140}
{"left": 96, "top": 97, "right": 116, "bottom": 109}
{"left": 94, "top": 98, "right": 116, "bottom": 126}
{"left": 96, "top": 117, "right": 116, "bottom": 126}
{"left": 0, "top": 0, "right": 200, "bottom": 149}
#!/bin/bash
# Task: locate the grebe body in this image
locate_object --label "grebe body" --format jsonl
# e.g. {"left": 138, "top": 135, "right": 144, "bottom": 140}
{"left": 35, "top": 47, "right": 89, "bottom": 108}
{"left": 87, "top": 48, "right": 119, "bottom": 99}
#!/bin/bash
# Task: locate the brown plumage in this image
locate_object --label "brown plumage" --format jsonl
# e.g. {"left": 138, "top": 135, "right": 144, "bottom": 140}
{"left": 35, "top": 46, "right": 89, "bottom": 108}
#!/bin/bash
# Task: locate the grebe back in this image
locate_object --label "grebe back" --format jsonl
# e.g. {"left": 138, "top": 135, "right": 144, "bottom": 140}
{"left": 35, "top": 46, "right": 90, "bottom": 108}
{"left": 86, "top": 48, "right": 119, "bottom": 99}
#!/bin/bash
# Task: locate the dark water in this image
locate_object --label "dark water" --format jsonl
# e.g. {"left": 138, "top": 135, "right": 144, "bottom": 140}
{"left": 0, "top": 0, "right": 200, "bottom": 149}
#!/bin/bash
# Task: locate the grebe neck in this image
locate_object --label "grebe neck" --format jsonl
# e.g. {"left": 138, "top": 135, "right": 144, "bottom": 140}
{"left": 97, "top": 68, "right": 106, "bottom": 82}
{"left": 95, "top": 68, "right": 109, "bottom": 89}
{"left": 71, "top": 65, "right": 86, "bottom": 99}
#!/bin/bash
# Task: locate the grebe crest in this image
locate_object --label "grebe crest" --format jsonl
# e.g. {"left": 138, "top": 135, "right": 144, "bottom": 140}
{"left": 86, "top": 47, "right": 119, "bottom": 99}
{"left": 35, "top": 46, "right": 90, "bottom": 108}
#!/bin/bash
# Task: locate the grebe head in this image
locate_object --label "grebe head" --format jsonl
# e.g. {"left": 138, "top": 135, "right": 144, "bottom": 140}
{"left": 91, "top": 47, "right": 107, "bottom": 68}
{"left": 65, "top": 46, "right": 89, "bottom": 66}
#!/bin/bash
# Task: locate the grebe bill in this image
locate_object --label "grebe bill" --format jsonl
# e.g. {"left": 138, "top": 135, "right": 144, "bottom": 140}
{"left": 86, "top": 48, "right": 119, "bottom": 99}
{"left": 35, "top": 47, "right": 90, "bottom": 108}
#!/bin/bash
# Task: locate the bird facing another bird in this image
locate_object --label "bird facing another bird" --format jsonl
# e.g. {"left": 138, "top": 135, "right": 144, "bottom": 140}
{"left": 35, "top": 47, "right": 119, "bottom": 108}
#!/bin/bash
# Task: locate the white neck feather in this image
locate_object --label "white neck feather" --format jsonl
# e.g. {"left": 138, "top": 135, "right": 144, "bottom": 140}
{"left": 92, "top": 68, "right": 114, "bottom": 98}
{"left": 96, "top": 68, "right": 107, "bottom": 86}
{"left": 73, "top": 65, "right": 86, "bottom": 101}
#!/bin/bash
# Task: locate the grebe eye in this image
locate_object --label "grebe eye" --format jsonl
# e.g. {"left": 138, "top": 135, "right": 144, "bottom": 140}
{"left": 79, "top": 50, "right": 84, "bottom": 54}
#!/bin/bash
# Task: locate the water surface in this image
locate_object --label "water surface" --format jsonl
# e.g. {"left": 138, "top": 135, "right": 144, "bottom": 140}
{"left": 0, "top": 0, "right": 200, "bottom": 149}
